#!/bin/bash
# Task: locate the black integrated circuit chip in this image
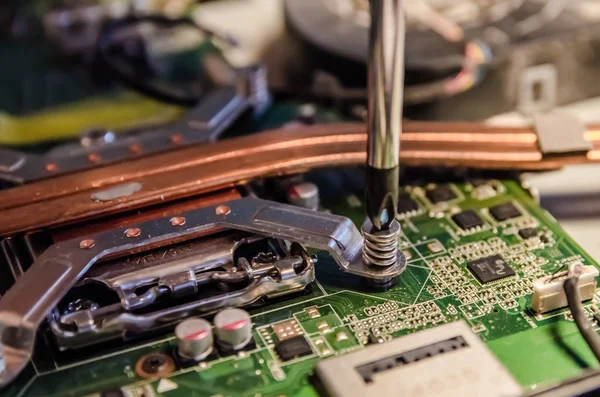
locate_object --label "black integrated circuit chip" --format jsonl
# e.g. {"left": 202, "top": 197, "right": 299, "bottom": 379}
{"left": 275, "top": 335, "right": 312, "bottom": 361}
{"left": 397, "top": 193, "right": 419, "bottom": 215}
{"left": 518, "top": 228, "right": 538, "bottom": 239}
{"left": 489, "top": 202, "right": 521, "bottom": 222}
{"left": 426, "top": 185, "right": 457, "bottom": 203}
{"left": 467, "top": 255, "right": 515, "bottom": 284}
{"left": 452, "top": 210, "right": 484, "bottom": 230}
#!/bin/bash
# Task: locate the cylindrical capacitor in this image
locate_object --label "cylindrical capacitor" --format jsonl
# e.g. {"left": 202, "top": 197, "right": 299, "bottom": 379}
{"left": 287, "top": 182, "right": 320, "bottom": 211}
{"left": 214, "top": 308, "right": 253, "bottom": 350}
{"left": 175, "top": 318, "right": 213, "bottom": 361}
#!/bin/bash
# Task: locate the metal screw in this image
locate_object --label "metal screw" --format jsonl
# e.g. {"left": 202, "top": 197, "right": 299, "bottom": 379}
{"left": 125, "top": 228, "right": 141, "bottom": 238}
{"left": 170, "top": 216, "right": 186, "bottom": 226}
{"left": 215, "top": 205, "right": 231, "bottom": 216}
{"left": 79, "top": 239, "right": 95, "bottom": 249}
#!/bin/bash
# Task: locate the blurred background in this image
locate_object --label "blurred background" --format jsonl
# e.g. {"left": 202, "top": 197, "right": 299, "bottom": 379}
{"left": 2, "top": 0, "right": 600, "bottom": 254}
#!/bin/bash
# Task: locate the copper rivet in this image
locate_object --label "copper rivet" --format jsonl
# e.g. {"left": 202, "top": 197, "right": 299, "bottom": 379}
{"left": 125, "top": 228, "right": 141, "bottom": 238}
{"left": 79, "top": 239, "right": 95, "bottom": 249}
{"left": 170, "top": 216, "right": 186, "bottom": 226}
{"left": 46, "top": 163, "right": 57, "bottom": 172}
{"left": 170, "top": 134, "right": 183, "bottom": 144}
{"left": 215, "top": 205, "right": 231, "bottom": 216}
{"left": 129, "top": 144, "right": 142, "bottom": 153}
{"left": 88, "top": 153, "right": 100, "bottom": 163}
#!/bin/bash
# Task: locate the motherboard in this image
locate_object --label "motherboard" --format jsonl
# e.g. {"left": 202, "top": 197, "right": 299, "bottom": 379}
{"left": 4, "top": 177, "right": 600, "bottom": 397}
{"left": 3, "top": 1, "right": 600, "bottom": 396}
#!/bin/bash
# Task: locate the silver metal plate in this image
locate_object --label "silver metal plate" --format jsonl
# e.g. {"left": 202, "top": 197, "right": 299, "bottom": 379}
{"left": 535, "top": 111, "right": 593, "bottom": 155}
{"left": 315, "top": 321, "right": 521, "bottom": 397}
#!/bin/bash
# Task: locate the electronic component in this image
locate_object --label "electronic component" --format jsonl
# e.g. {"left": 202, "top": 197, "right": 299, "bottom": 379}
{"left": 452, "top": 210, "right": 484, "bottom": 230}
{"left": 314, "top": 337, "right": 333, "bottom": 356}
{"left": 273, "top": 319, "right": 304, "bottom": 341}
{"left": 175, "top": 318, "right": 214, "bottom": 361}
{"left": 518, "top": 228, "right": 538, "bottom": 239}
{"left": 397, "top": 193, "right": 419, "bottom": 216}
{"left": 287, "top": 182, "right": 320, "bottom": 211}
{"left": 314, "top": 321, "right": 521, "bottom": 397}
{"left": 275, "top": 335, "right": 313, "bottom": 361}
{"left": 317, "top": 321, "right": 333, "bottom": 334}
{"left": 426, "top": 185, "right": 457, "bottom": 203}
{"left": 470, "top": 180, "right": 505, "bottom": 200}
{"left": 305, "top": 306, "right": 321, "bottom": 319}
{"left": 531, "top": 264, "right": 599, "bottom": 314}
{"left": 428, "top": 241, "right": 443, "bottom": 253}
{"left": 214, "top": 308, "right": 253, "bottom": 350}
{"left": 368, "top": 334, "right": 386, "bottom": 344}
{"left": 472, "top": 184, "right": 498, "bottom": 200}
{"left": 467, "top": 255, "right": 515, "bottom": 284}
{"left": 489, "top": 202, "right": 521, "bottom": 222}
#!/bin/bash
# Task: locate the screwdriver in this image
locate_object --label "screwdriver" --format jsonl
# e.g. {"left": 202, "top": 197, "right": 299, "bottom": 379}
{"left": 365, "top": 0, "right": 405, "bottom": 231}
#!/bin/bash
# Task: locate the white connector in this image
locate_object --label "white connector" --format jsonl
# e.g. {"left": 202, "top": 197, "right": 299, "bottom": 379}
{"left": 532, "top": 263, "right": 599, "bottom": 314}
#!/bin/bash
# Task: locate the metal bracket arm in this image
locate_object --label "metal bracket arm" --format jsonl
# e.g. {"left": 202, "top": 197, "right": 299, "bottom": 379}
{"left": 0, "top": 197, "right": 404, "bottom": 386}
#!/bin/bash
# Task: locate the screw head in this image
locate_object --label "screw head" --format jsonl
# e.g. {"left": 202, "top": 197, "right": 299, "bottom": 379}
{"left": 125, "top": 228, "right": 141, "bottom": 238}
{"left": 170, "top": 216, "right": 186, "bottom": 226}
{"left": 87, "top": 153, "right": 100, "bottom": 163}
{"left": 79, "top": 239, "right": 95, "bottom": 249}
{"left": 46, "top": 163, "right": 58, "bottom": 172}
{"left": 215, "top": 205, "right": 231, "bottom": 216}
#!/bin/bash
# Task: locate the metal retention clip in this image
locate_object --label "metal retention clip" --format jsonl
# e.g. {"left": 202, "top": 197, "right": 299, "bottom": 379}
{"left": 0, "top": 65, "right": 269, "bottom": 185}
{"left": 0, "top": 198, "right": 405, "bottom": 386}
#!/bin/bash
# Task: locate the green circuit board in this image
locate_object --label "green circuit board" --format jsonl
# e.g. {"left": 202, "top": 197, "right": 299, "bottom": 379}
{"left": 6, "top": 179, "right": 600, "bottom": 397}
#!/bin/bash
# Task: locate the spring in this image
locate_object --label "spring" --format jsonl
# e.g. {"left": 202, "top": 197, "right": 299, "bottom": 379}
{"left": 361, "top": 219, "right": 401, "bottom": 267}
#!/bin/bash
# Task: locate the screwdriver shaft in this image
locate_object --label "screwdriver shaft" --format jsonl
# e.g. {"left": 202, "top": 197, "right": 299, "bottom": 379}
{"left": 366, "top": 0, "right": 405, "bottom": 230}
